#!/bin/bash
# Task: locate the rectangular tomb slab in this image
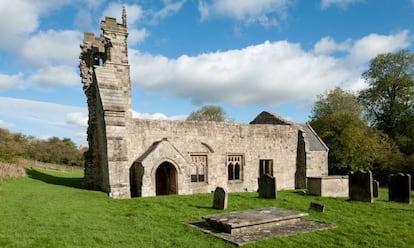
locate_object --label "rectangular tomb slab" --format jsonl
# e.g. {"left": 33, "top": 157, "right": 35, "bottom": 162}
{"left": 190, "top": 207, "right": 335, "bottom": 246}
{"left": 203, "top": 207, "right": 308, "bottom": 235}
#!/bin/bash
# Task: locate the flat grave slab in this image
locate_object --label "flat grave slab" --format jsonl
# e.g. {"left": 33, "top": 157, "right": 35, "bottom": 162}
{"left": 188, "top": 207, "right": 334, "bottom": 246}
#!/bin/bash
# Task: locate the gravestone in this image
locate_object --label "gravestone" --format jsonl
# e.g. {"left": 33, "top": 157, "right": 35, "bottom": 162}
{"left": 349, "top": 170, "right": 373, "bottom": 203}
{"left": 213, "top": 187, "right": 228, "bottom": 210}
{"left": 388, "top": 173, "right": 411, "bottom": 204}
{"left": 309, "top": 202, "right": 325, "bottom": 213}
{"left": 258, "top": 174, "right": 277, "bottom": 199}
{"left": 373, "top": 180, "right": 379, "bottom": 198}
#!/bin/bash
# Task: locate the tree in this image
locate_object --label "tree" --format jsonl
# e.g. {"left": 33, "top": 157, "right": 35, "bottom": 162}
{"left": 186, "top": 105, "right": 232, "bottom": 122}
{"left": 310, "top": 87, "right": 394, "bottom": 174}
{"left": 359, "top": 50, "right": 414, "bottom": 154}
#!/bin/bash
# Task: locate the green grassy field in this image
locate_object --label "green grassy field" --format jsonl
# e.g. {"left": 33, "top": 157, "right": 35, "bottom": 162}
{"left": 0, "top": 168, "right": 413, "bottom": 248}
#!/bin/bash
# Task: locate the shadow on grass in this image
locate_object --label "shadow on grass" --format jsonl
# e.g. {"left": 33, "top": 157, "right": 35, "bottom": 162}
{"left": 26, "top": 168, "right": 83, "bottom": 189}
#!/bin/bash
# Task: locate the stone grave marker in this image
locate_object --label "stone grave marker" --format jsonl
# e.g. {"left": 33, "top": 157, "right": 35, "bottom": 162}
{"left": 373, "top": 180, "right": 379, "bottom": 198}
{"left": 213, "top": 187, "right": 228, "bottom": 210}
{"left": 309, "top": 202, "right": 325, "bottom": 213}
{"left": 349, "top": 170, "right": 373, "bottom": 203}
{"left": 388, "top": 173, "right": 411, "bottom": 204}
{"left": 258, "top": 174, "right": 277, "bottom": 199}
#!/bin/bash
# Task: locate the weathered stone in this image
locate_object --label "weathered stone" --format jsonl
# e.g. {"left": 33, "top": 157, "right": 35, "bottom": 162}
{"left": 307, "top": 176, "right": 348, "bottom": 197}
{"left": 309, "top": 202, "right": 325, "bottom": 212}
{"left": 190, "top": 207, "right": 334, "bottom": 246}
{"left": 258, "top": 174, "right": 277, "bottom": 199}
{"left": 80, "top": 9, "right": 330, "bottom": 199}
{"left": 213, "top": 187, "right": 228, "bottom": 210}
{"left": 349, "top": 170, "right": 373, "bottom": 203}
{"left": 373, "top": 180, "right": 379, "bottom": 198}
{"left": 388, "top": 173, "right": 411, "bottom": 204}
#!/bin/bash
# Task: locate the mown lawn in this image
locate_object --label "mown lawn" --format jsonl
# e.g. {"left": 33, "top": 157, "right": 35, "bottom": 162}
{"left": 0, "top": 168, "right": 413, "bottom": 247}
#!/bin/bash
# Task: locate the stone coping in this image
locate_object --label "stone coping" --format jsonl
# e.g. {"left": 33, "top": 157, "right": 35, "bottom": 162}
{"left": 307, "top": 175, "right": 349, "bottom": 179}
{"left": 202, "top": 207, "right": 308, "bottom": 229}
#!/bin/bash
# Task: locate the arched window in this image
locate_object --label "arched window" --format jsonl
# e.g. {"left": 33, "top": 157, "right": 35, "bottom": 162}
{"left": 191, "top": 155, "right": 207, "bottom": 182}
{"left": 227, "top": 155, "right": 243, "bottom": 181}
{"left": 228, "top": 163, "right": 234, "bottom": 180}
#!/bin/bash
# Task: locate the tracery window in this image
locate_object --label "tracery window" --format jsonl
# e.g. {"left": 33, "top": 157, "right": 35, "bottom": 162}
{"left": 227, "top": 155, "right": 243, "bottom": 181}
{"left": 191, "top": 155, "right": 207, "bottom": 183}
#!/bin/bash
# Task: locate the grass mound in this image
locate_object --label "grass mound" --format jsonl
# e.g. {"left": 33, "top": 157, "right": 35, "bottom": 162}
{"left": 0, "top": 169, "right": 413, "bottom": 247}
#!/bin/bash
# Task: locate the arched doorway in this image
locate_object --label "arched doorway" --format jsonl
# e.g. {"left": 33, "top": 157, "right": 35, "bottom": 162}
{"left": 155, "top": 162, "right": 178, "bottom": 195}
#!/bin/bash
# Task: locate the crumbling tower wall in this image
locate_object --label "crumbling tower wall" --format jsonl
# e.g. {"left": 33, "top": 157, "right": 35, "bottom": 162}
{"left": 80, "top": 8, "right": 131, "bottom": 198}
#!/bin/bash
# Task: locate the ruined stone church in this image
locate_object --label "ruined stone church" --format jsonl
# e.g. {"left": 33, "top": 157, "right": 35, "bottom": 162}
{"left": 79, "top": 9, "right": 329, "bottom": 199}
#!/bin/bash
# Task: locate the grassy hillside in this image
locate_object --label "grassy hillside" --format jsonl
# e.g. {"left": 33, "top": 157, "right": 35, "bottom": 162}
{"left": 0, "top": 169, "right": 413, "bottom": 247}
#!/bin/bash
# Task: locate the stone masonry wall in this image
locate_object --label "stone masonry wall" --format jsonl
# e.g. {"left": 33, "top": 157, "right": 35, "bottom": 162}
{"left": 126, "top": 119, "right": 300, "bottom": 196}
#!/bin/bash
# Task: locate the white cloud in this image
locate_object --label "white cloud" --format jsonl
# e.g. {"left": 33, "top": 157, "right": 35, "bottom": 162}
{"left": 0, "top": 119, "right": 15, "bottom": 129}
{"left": 129, "top": 30, "right": 410, "bottom": 106}
{"left": 0, "top": 0, "right": 75, "bottom": 49}
{"left": 347, "top": 30, "right": 410, "bottom": 64}
{"left": 29, "top": 65, "right": 79, "bottom": 87}
{"left": 20, "top": 30, "right": 82, "bottom": 66}
{"left": 321, "top": 0, "right": 364, "bottom": 9}
{"left": 0, "top": 73, "right": 24, "bottom": 90}
{"left": 129, "top": 28, "right": 150, "bottom": 46}
{"left": 0, "top": 97, "right": 87, "bottom": 145}
{"left": 150, "top": 0, "right": 186, "bottom": 23}
{"left": 66, "top": 112, "right": 88, "bottom": 127}
{"left": 132, "top": 110, "right": 187, "bottom": 120}
{"left": 313, "top": 37, "right": 351, "bottom": 54}
{"left": 198, "top": 0, "right": 292, "bottom": 27}
{"left": 0, "top": 0, "right": 39, "bottom": 48}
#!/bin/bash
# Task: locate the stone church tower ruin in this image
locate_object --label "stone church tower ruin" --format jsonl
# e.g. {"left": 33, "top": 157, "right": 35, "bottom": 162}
{"left": 80, "top": 9, "right": 329, "bottom": 199}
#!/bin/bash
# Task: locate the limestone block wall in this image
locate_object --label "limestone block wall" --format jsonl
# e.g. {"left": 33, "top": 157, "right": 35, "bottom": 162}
{"left": 126, "top": 119, "right": 300, "bottom": 196}
{"left": 306, "top": 151, "right": 328, "bottom": 177}
{"left": 307, "top": 176, "right": 349, "bottom": 197}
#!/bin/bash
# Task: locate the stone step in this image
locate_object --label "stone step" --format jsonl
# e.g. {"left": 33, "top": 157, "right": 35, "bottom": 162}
{"left": 202, "top": 207, "right": 308, "bottom": 235}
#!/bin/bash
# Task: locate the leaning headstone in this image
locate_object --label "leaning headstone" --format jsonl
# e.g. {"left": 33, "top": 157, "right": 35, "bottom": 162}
{"left": 349, "top": 170, "right": 373, "bottom": 203}
{"left": 309, "top": 202, "right": 325, "bottom": 213}
{"left": 258, "top": 174, "right": 277, "bottom": 199}
{"left": 373, "top": 180, "right": 379, "bottom": 198}
{"left": 213, "top": 187, "right": 228, "bottom": 210}
{"left": 388, "top": 173, "right": 411, "bottom": 204}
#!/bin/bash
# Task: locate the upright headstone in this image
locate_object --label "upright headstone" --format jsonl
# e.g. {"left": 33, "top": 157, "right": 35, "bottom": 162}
{"left": 258, "top": 174, "right": 277, "bottom": 199}
{"left": 349, "top": 170, "right": 373, "bottom": 203}
{"left": 213, "top": 187, "right": 228, "bottom": 210}
{"left": 373, "top": 180, "right": 379, "bottom": 198}
{"left": 388, "top": 173, "right": 411, "bottom": 204}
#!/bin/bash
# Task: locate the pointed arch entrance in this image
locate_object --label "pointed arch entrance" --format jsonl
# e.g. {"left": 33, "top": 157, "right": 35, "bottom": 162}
{"left": 155, "top": 161, "right": 178, "bottom": 195}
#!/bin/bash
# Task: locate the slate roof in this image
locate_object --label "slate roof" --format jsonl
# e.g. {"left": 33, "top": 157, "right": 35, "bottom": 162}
{"left": 299, "top": 123, "right": 329, "bottom": 152}
{"left": 250, "top": 111, "right": 294, "bottom": 125}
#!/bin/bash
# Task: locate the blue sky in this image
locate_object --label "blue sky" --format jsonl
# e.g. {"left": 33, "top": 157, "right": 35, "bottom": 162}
{"left": 0, "top": 0, "right": 414, "bottom": 146}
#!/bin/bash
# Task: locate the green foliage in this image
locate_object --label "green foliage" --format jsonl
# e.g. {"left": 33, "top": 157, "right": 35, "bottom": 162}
{"left": 186, "top": 105, "right": 232, "bottom": 122}
{"left": 1, "top": 169, "right": 414, "bottom": 247}
{"left": 310, "top": 87, "right": 394, "bottom": 174}
{"left": 0, "top": 128, "right": 84, "bottom": 166}
{"left": 359, "top": 49, "right": 414, "bottom": 155}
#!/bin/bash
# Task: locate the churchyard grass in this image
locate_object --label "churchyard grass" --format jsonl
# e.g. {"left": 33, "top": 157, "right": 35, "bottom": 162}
{"left": 0, "top": 168, "right": 413, "bottom": 247}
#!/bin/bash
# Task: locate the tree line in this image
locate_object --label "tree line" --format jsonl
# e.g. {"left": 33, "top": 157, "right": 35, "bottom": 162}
{"left": 0, "top": 128, "right": 84, "bottom": 167}
{"left": 310, "top": 50, "right": 414, "bottom": 184}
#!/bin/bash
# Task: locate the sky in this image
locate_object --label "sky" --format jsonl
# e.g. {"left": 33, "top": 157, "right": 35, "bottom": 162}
{"left": 0, "top": 0, "right": 414, "bottom": 146}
